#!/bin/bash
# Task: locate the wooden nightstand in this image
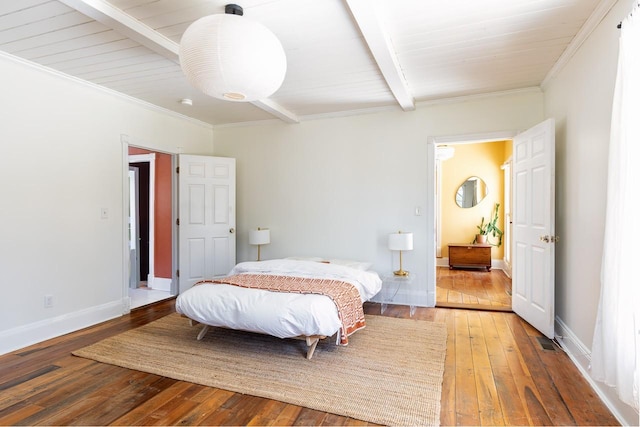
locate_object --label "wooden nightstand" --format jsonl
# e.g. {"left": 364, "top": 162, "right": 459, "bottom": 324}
{"left": 448, "top": 243, "right": 492, "bottom": 271}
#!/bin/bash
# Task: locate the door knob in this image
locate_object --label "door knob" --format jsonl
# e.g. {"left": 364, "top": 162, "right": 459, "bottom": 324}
{"left": 540, "top": 235, "right": 550, "bottom": 243}
{"left": 229, "top": 228, "right": 235, "bottom": 234}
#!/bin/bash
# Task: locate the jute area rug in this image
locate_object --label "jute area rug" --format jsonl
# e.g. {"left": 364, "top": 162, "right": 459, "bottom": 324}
{"left": 73, "top": 313, "right": 447, "bottom": 426}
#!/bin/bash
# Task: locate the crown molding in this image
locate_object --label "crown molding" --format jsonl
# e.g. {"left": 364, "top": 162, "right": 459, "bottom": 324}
{"left": 415, "top": 87, "right": 542, "bottom": 108}
{"left": 212, "top": 87, "right": 542, "bottom": 129}
{"left": 541, "top": 0, "right": 619, "bottom": 89}
{"left": 0, "top": 50, "right": 213, "bottom": 130}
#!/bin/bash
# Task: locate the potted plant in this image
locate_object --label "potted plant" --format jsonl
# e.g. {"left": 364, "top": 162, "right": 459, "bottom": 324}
{"left": 475, "top": 203, "right": 503, "bottom": 246}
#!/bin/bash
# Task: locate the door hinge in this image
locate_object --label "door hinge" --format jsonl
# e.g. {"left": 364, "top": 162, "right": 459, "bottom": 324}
{"left": 176, "top": 269, "right": 179, "bottom": 278}
{"left": 176, "top": 218, "right": 180, "bottom": 226}
{"left": 176, "top": 166, "right": 180, "bottom": 174}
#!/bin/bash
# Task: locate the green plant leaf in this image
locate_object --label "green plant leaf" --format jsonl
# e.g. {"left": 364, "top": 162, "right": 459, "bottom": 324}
{"left": 476, "top": 203, "right": 503, "bottom": 246}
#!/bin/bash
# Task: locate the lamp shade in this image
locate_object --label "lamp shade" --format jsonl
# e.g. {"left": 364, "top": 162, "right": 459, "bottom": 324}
{"left": 249, "top": 228, "right": 270, "bottom": 245}
{"left": 179, "top": 12, "right": 286, "bottom": 102}
{"left": 388, "top": 232, "right": 413, "bottom": 251}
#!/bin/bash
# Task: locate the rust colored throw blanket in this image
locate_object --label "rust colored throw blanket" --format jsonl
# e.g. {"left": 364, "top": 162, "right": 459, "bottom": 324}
{"left": 197, "top": 274, "right": 366, "bottom": 345}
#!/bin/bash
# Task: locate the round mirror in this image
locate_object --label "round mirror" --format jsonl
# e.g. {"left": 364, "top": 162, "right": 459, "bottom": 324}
{"left": 455, "top": 176, "right": 488, "bottom": 208}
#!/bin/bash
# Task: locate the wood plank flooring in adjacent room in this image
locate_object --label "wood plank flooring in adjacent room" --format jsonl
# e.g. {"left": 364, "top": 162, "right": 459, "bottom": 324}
{"left": 0, "top": 299, "right": 618, "bottom": 426}
{"left": 437, "top": 266, "right": 512, "bottom": 311}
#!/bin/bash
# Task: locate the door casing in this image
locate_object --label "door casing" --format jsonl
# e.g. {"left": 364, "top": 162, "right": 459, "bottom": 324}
{"left": 428, "top": 123, "right": 555, "bottom": 339}
{"left": 129, "top": 153, "right": 155, "bottom": 287}
{"left": 427, "top": 130, "right": 517, "bottom": 307}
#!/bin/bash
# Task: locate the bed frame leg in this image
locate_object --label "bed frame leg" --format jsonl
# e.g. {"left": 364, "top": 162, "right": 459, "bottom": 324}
{"left": 197, "top": 325, "right": 210, "bottom": 340}
{"left": 305, "top": 337, "right": 320, "bottom": 360}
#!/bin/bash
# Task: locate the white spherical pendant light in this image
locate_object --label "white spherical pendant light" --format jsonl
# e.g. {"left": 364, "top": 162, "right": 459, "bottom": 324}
{"left": 179, "top": 4, "right": 287, "bottom": 102}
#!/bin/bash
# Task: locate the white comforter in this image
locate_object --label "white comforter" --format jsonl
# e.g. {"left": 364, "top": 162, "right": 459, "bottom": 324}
{"left": 175, "top": 259, "right": 381, "bottom": 340}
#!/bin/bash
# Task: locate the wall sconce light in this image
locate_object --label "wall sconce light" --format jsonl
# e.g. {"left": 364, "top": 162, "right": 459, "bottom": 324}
{"left": 436, "top": 145, "right": 455, "bottom": 161}
{"left": 249, "top": 227, "right": 270, "bottom": 261}
{"left": 388, "top": 231, "right": 413, "bottom": 276}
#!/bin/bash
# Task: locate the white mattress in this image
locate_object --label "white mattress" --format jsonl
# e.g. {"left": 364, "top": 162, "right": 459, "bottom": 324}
{"left": 175, "top": 259, "right": 381, "bottom": 340}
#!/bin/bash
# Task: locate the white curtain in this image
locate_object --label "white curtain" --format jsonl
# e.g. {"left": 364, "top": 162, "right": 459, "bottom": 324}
{"left": 591, "top": 2, "right": 640, "bottom": 412}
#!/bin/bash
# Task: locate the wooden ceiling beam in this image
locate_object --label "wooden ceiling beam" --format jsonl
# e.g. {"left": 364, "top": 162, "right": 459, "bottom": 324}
{"left": 345, "top": 0, "right": 415, "bottom": 111}
{"left": 58, "top": 0, "right": 179, "bottom": 60}
{"left": 251, "top": 98, "right": 300, "bottom": 124}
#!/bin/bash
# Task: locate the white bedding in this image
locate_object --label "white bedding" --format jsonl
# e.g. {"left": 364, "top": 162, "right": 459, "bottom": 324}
{"left": 175, "top": 259, "right": 381, "bottom": 340}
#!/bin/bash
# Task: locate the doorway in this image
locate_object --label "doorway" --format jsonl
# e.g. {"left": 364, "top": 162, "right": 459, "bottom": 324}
{"left": 428, "top": 120, "right": 556, "bottom": 337}
{"left": 127, "top": 148, "right": 175, "bottom": 309}
{"left": 433, "top": 137, "right": 513, "bottom": 311}
{"left": 129, "top": 161, "right": 150, "bottom": 287}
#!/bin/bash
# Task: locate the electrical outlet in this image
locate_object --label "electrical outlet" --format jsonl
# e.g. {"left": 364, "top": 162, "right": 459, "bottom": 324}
{"left": 44, "top": 295, "right": 54, "bottom": 308}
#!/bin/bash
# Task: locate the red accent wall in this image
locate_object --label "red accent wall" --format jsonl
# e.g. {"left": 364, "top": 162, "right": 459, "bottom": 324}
{"left": 129, "top": 147, "right": 172, "bottom": 279}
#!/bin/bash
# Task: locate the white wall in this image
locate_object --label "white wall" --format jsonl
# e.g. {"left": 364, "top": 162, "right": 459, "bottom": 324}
{"left": 544, "top": 0, "right": 626, "bottom": 354}
{"left": 0, "top": 53, "right": 213, "bottom": 354}
{"left": 544, "top": 0, "right": 638, "bottom": 423}
{"left": 213, "top": 91, "right": 543, "bottom": 307}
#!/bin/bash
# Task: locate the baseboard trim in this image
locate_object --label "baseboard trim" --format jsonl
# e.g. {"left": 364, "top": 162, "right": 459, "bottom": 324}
{"left": 555, "top": 317, "right": 639, "bottom": 426}
{"left": 436, "top": 257, "right": 448, "bottom": 267}
{"left": 149, "top": 276, "right": 172, "bottom": 292}
{"left": 0, "top": 300, "right": 123, "bottom": 356}
{"left": 427, "top": 289, "right": 435, "bottom": 307}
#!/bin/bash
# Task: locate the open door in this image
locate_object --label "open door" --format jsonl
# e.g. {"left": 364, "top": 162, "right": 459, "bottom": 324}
{"left": 512, "top": 118, "right": 556, "bottom": 338}
{"left": 178, "top": 155, "right": 236, "bottom": 294}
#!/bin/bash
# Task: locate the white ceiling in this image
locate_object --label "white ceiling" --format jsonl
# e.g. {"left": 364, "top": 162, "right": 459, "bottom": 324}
{"left": 0, "top": 0, "right": 615, "bottom": 127}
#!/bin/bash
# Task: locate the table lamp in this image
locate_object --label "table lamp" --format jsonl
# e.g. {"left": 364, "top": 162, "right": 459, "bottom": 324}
{"left": 249, "top": 227, "right": 270, "bottom": 261}
{"left": 389, "top": 231, "right": 413, "bottom": 276}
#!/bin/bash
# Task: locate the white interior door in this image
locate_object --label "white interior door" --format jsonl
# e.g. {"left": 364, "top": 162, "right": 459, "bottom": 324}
{"left": 512, "top": 118, "right": 556, "bottom": 338}
{"left": 178, "top": 155, "right": 236, "bottom": 294}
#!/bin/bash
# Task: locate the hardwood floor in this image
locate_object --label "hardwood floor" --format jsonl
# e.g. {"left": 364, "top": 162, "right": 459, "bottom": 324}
{"left": 0, "top": 300, "right": 618, "bottom": 426}
{"left": 437, "top": 266, "right": 512, "bottom": 311}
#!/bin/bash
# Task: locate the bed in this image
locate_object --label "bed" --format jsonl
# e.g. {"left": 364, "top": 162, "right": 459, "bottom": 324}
{"left": 175, "top": 258, "right": 382, "bottom": 359}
